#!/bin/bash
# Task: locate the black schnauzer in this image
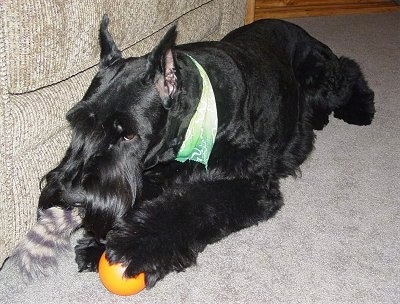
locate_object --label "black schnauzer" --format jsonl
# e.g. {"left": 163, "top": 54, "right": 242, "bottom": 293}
{"left": 33, "top": 16, "right": 374, "bottom": 287}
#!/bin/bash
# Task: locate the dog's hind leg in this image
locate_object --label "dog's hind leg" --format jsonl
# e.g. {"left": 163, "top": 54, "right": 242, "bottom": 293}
{"left": 332, "top": 57, "right": 375, "bottom": 125}
{"left": 105, "top": 175, "right": 283, "bottom": 287}
{"left": 293, "top": 44, "right": 375, "bottom": 129}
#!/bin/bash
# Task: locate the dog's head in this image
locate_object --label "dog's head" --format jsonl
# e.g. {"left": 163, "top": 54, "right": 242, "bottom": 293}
{"left": 38, "top": 16, "right": 198, "bottom": 240}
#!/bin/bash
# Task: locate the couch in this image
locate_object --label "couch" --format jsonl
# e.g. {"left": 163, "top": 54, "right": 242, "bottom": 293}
{"left": 0, "top": 0, "right": 246, "bottom": 265}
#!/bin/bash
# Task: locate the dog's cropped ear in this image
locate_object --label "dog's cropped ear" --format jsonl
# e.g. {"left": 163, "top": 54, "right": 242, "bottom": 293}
{"left": 146, "top": 25, "right": 178, "bottom": 108}
{"left": 99, "top": 14, "right": 122, "bottom": 68}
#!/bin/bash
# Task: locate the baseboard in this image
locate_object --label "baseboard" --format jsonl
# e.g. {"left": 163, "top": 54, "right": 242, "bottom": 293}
{"left": 245, "top": 0, "right": 400, "bottom": 22}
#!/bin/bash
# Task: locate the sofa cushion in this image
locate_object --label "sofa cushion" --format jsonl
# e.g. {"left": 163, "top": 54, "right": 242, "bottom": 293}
{"left": 6, "top": 0, "right": 211, "bottom": 93}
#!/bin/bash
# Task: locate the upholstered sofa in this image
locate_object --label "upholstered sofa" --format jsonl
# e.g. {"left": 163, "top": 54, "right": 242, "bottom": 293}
{"left": 0, "top": 0, "right": 246, "bottom": 264}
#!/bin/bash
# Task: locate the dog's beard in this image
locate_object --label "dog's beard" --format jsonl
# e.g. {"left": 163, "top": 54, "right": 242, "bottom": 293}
{"left": 39, "top": 138, "right": 144, "bottom": 242}
{"left": 79, "top": 155, "right": 143, "bottom": 242}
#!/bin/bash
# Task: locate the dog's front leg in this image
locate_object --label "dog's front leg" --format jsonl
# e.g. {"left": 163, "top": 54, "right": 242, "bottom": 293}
{"left": 74, "top": 232, "right": 105, "bottom": 272}
{"left": 105, "top": 177, "right": 283, "bottom": 287}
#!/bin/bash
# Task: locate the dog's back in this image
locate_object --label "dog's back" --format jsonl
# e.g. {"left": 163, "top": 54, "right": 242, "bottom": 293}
{"left": 222, "top": 19, "right": 375, "bottom": 130}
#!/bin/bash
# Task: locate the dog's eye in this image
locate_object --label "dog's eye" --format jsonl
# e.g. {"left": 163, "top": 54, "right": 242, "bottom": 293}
{"left": 123, "top": 133, "right": 136, "bottom": 141}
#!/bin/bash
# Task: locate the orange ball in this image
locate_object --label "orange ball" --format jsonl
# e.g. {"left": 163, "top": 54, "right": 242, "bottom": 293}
{"left": 98, "top": 252, "right": 146, "bottom": 296}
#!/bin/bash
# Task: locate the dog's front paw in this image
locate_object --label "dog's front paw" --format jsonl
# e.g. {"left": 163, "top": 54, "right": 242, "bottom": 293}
{"left": 105, "top": 229, "right": 164, "bottom": 287}
{"left": 74, "top": 235, "right": 105, "bottom": 272}
{"left": 105, "top": 215, "right": 198, "bottom": 288}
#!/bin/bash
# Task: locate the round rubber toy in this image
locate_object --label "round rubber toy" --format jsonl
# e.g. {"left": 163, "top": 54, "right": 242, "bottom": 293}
{"left": 98, "top": 252, "right": 146, "bottom": 296}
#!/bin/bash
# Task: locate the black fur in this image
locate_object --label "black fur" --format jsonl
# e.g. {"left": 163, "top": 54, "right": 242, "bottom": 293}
{"left": 38, "top": 16, "right": 374, "bottom": 288}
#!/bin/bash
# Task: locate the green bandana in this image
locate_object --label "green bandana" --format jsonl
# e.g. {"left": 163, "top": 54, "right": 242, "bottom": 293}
{"left": 175, "top": 55, "right": 218, "bottom": 167}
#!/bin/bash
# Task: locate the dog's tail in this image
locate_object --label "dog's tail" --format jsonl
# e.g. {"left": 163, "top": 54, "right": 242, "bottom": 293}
{"left": 11, "top": 207, "right": 82, "bottom": 280}
{"left": 293, "top": 44, "right": 375, "bottom": 130}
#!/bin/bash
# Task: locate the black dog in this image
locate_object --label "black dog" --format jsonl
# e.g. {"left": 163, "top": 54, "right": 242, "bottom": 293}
{"left": 35, "top": 16, "right": 374, "bottom": 287}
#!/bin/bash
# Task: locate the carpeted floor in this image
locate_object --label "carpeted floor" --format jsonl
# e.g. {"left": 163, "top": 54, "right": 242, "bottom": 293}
{"left": 1, "top": 12, "right": 399, "bottom": 304}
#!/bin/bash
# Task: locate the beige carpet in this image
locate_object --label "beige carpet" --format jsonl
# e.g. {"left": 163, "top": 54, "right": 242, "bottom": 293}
{"left": 1, "top": 12, "right": 399, "bottom": 304}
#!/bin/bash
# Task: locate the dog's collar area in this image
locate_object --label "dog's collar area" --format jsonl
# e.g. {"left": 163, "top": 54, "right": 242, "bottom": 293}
{"left": 175, "top": 55, "right": 218, "bottom": 168}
